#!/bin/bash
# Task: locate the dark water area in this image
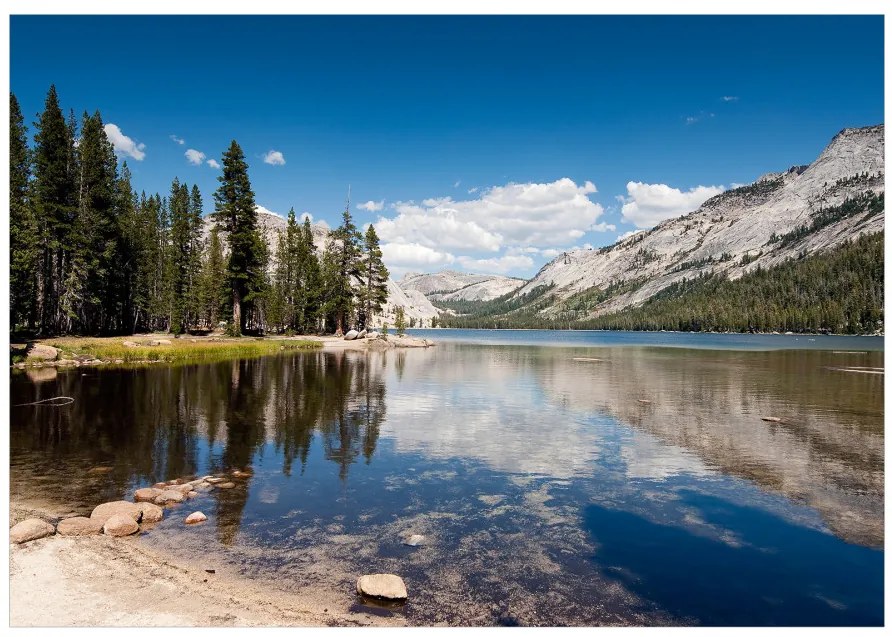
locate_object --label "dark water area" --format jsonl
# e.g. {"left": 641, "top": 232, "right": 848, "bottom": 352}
{"left": 9, "top": 333, "right": 885, "bottom": 626}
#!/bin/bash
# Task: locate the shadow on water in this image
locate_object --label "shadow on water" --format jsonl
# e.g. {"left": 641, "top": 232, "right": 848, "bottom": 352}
{"left": 582, "top": 490, "right": 883, "bottom": 626}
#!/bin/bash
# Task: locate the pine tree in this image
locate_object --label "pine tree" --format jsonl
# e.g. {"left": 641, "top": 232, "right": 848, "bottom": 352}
{"left": 357, "top": 224, "right": 389, "bottom": 329}
{"left": 10, "top": 92, "right": 38, "bottom": 331}
{"left": 32, "top": 85, "right": 77, "bottom": 334}
{"left": 198, "top": 225, "right": 228, "bottom": 329}
{"left": 326, "top": 204, "right": 362, "bottom": 334}
{"left": 394, "top": 305, "right": 407, "bottom": 335}
{"left": 300, "top": 216, "right": 321, "bottom": 333}
{"left": 213, "top": 141, "right": 263, "bottom": 336}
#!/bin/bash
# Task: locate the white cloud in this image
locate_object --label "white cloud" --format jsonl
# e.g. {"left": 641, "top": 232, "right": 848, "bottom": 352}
{"left": 540, "top": 248, "right": 561, "bottom": 259}
{"left": 620, "top": 182, "right": 725, "bottom": 229}
{"left": 375, "top": 178, "right": 606, "bottom": 254}
{"left": 170, "top": 134, "right": 185, "bottom": 145}
{"left": 591, "top": 222, "right": 617, "bottom": 232}
{"left": 263, "top": 150, "right": 286, "bottom": 166}
{"left": 185, "top": 149, "right": 206, "bottom": 165}
{"left": 457, "top": 254, "right": 534, "bottom": 275}
{"left": 453, "top": 180, "right": 461, "bottom": 188}
{"left": 300, "top": 212, "right": 313, "bottom": 222}
{"left": 358, "top": 200, "right": 384, "bottom": 212}
{"left": 685, "top": 111, "right": 715, "bottom": 125}
{"left": 206, "top": 159, "right": 221, "bottom": 169}
{"left": 721, "top": 96, "right": 739, "bottom": 102}
{"left": 104, "top": 124, "right": 145, "bottom": 161}
{"left": 381, "top": 242, "right": 455, "bottom": 268}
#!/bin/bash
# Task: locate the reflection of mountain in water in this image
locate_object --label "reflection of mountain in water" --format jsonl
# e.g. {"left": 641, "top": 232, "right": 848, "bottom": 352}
{"left": 536, "top": 347, "right": 884, "bottom": 547}
{"left": 377, "top": 346, "right": 603, "bottom": 478}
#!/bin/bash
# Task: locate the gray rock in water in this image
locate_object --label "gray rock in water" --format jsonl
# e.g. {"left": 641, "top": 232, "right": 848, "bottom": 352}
{"left": 403, "top": 534, "right": 425, "bottom": 547}
{"left": 185, "top": 511, "right": 208, "bottom": 525}
{"left": 134, "top": 487, "right": 164, "bottom": 502}
{"left": 344, "top": 329, "right": 360, "bottom": 341}
{"left": 136, "top": 502, "right": 164, "bottom": 524}
{"left": 56, "top": 516, "right": 103, "bottom": 536}
{"left": 154, "top": 490, "right": 186, "bottom": 505}
{"left": 356, "top": 574, "right": 408, "bottom": 601}
{"left": 90, "top": 501, "right": 143, "bottom": 524}
{"left": 103, "top": 514, "right": 139, "bottom": 537}
{"left": 10, "top": 518, "right": 55, "bottom": 544}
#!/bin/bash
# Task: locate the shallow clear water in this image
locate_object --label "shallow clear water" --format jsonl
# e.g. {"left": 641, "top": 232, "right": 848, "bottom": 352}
{"left": 9, "top": 332, "right": 884, "bottom": 626}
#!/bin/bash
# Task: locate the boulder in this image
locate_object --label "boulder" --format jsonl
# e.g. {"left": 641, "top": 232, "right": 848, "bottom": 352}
{"left": 90, "top": 500, "right": 142, "bottom": 524}
{"left": 27, "top": 344, "right": 59, "bottom": 361}
{"left": 154, "top": 490, "right": 186, "bottom": 505}
{"left": 122, "top": 340, "right": 140, "bottom": 348}
{"left": 344, "top": 329, "right": 360, "bottom": 341}
{"left": 169, "top": 483, "right": 195, "bottom": 494}
{"left": 357, "top": 329, "right": 367, "bottom": 339}
{"left": 10, "top": 518, "right": 55, "bottom": 544}
{"left": 231, "top": 470, "right": 251, "bottom": 478}
{"left": 205, "top": 477, "right": 225, "bottom": 484}
{"left": 185, "top": 491, "right": 198, "bottom": 499}
{"left": 136, "top": 502, "right": 164, "bottom": 524}
{"left": 103, "top": 514, "right": 139, "bottom": 537}
{"left": 134, "top": 487, "right": 164, "bottom": 502}
{"left": 367, "top": 331, "right": 380, "bottom": 339}
{"left": 152, "top": 482, "right": 169, "bottom": 490}
{"left": 403, "top": 534, "right": 425, "bottom": 547}
{"left": 216, "top": 482, "right": 236, "bottom": 489}
{"left": 56, "top": 516, "right": 103, "bottom": 536}
{"left": 185, "top": 511, "right": 208, "bottom": 525}
{"left": 356, "top": 574, "right": 408, "bottom": 601}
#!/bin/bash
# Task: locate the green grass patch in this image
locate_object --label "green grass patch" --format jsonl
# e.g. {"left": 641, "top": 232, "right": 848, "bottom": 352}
{"left": 42, "top": 336, "right": 321, "bottom": 365}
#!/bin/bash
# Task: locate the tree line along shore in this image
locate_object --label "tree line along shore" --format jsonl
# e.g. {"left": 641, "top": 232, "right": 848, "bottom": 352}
{"left": 10, "top": 86, "right": 394, "bottom": 340}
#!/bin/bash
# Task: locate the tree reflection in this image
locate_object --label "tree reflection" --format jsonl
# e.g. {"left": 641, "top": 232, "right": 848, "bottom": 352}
{"left": 10, "top": 349, "right": 387, "bottom": 538}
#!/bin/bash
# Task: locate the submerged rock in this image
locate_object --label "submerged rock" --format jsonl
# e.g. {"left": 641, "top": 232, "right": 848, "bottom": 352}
{"left": 403, "top": 534, "right": 425, "bottom": 547}
{"left": 344, "top": 329, "right": 360, "bottom": 341}
{"left": 134, "top": 487, "right": 164, "bottom": 502}
{"left": 185, "top": 511, "right": 207, "bottom": 525}
{"left": 103, "top": 514, "right": 139, "bottom": 537}
{"left": 356, "top": 574, "right": 408, "bottom": 601}
{"left": 137, "top": 502, "right": 164, "bottom": 524}
{"left": 10, "top": 518, "right": 55, "bottom": 544}
{"left": 56, "top": 516, "right": 103, "bottom": 536}
{"left": 154, "top": 490, "right": 186, "bottom": 505}
{"left": 216, "top": 482, "right": 236, "bottom": 489}
{"left": 90, "top": 501, "right": 142, "bottom": 524}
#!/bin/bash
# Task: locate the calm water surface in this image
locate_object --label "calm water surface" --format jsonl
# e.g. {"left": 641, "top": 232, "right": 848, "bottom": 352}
{"left": 10, "top": 331, "right": 884, "bottom": 626}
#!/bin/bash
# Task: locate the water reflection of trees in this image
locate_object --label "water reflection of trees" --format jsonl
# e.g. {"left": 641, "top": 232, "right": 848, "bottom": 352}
{"left": 10, "top": 350, "right": 387, "bottom": 531}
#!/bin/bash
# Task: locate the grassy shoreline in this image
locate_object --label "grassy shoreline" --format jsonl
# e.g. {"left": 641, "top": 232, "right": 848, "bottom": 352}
{"left": 12, "top": 335, "right": 321, "bottom": 367}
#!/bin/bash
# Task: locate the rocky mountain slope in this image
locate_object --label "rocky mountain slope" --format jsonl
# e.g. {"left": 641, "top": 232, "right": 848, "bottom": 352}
{"left": 400, "top": 271, "right": 526, "bottom": 302}
{"left": 509, "top": 124, "right": 884, "bottom": 318}
{"left": 202, "top": 211, "right": 440, "bottom": 327}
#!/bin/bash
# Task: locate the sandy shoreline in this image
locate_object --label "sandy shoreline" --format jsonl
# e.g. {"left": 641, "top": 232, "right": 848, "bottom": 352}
{"left": 9, "top": 500, "right": 404, "bottom": 628}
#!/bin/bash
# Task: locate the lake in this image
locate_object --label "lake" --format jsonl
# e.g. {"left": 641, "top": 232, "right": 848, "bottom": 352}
{"left": 9, "top": 330, "right": 884, "bottom": 626}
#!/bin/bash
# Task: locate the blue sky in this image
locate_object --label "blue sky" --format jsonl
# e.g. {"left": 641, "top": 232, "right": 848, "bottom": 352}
{"left": 10, "top": 15, "right": 884, "bottom": 278}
